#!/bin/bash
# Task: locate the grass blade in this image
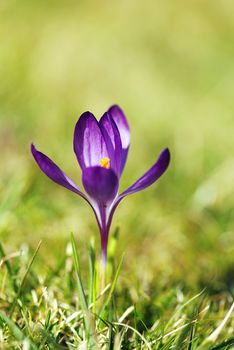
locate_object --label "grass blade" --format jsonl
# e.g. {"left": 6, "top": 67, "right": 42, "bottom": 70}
{"left": 0, "top": 310, "right": 38, "bottom": 350}
{"left": 88, "top": 242, "right": 96, "bottom": 308}
{"left": 70, "top": 233, "right": 98, "bottom": 349}
{"left": 105, "top": 252, "right": 124, "bottom": 307}
{"left": 98, "top": 252, "right": 124, "bottom": 323}
{"left": 70, "top": 233, "right": 88, "bottom": 312}
{"left": 10, "top": 240, "right": 42, "bottom": 316}
{"left": 0, "top": 242, "right": 18, "bottom": 292}
{"left": 209, "top": 336, "right": 234, "bottom": 350}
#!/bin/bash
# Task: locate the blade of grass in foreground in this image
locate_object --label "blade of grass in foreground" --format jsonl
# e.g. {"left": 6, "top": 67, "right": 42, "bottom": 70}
{"left": 113, "top": 322, "right": 152, "bottom": 350}
{"left": 0, "top": 310, "right": 38, "bottom": 350}
{"left": 10, "top": 240, "right": 42, "bottom": 316}
{"left": 70, "top": 233, "right": 98, "bottom": 349}
{"left": 99, "top": 252, "right": 125, "bottom": 321}
{"left": 174, "top": 303, "right": 198, "bottom": 350}
{"left": 165, "top": 289, "right": 205, "bottom": 331}
{"left": 0, "top": 242, "right": 18, "bottom": 292}
{"left": 105, "top": 252, "right": 125, "bottom": 307}
{"left": 70, "top": 233, "right": 88, "bottom": 311}
{"left": 197, "top": 301, "right": 234, "bottom": 350}
{"left": 88, "top": 242, "right": 96, "bottom": 310}
{"left": 209, "top": 336, "right": 234, "bottom": 350}
{"left": 174, "top": 318, "right": 196, "bottom": 350}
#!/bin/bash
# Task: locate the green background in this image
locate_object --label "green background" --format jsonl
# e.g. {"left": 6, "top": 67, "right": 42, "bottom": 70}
{"left": 1, "top": 0, "right": 234, "bottom": 290}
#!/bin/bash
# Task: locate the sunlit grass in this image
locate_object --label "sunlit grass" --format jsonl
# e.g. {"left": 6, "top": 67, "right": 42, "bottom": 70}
{"left": 1, "top": 238, "right": 234, "bottom": 349}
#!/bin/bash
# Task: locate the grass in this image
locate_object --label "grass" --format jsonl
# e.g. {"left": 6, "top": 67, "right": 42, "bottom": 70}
{"left": 0, "top": 236, "right": 234, "bottom": 349}
{"left": 1, "top": 0, "right": 234, "bottom": 348}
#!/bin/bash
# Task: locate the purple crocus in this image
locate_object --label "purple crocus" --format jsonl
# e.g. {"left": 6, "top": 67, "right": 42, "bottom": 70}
{"left": 31, "top": 105, "right": 170, "bottom": 265}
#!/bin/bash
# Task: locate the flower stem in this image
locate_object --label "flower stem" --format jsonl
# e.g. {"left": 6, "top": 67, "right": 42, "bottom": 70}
{"left": 100, "top": 255, "right": 106, "bottom": 292}
{"left": 98, "top": 204, "right": 110, "bottom": 290}
{"left": 100, "top": 229, "right": 108, "bottom": 290}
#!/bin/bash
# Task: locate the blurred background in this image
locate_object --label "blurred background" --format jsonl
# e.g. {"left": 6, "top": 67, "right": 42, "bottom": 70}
{"left": 1, "top": 0, "right": 234, "bottom": 291}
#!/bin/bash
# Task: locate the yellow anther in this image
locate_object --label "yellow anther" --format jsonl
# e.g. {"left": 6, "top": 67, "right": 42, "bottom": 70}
{"left": 100, "top": 157, "right": 110, "bottom": 169}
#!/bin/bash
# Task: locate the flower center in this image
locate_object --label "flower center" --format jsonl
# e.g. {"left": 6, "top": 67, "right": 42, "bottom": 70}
{"left": 100, "top": 157, "right": 110, "bottom": 169}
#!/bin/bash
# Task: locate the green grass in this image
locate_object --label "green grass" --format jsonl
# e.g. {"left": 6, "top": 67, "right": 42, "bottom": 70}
{"left": 0, "top": 236, "right": 234, "bottom": 349}
{"left": 1, "top": 0, "right": 234, "bottom": 348}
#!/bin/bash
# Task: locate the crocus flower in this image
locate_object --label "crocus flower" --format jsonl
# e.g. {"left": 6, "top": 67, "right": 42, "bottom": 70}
{"left": 31, "top": 105, "right": 170, "bottom": 265}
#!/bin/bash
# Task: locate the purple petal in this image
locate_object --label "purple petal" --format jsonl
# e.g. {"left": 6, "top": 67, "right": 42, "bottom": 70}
{"left": 31, "top": 144, "right": 88, "bottom": 200}
{"left": 120, "top": 148, "right": 170, "bottom": 198}
{"left": 82, "top": 166, "right": 119, "bottom": 206}
{"left": 106, "top": 148, "right": 170, "bottom": 231}
{"left": 73, "top": 112, "right": 108, "bottom": 170}
{"left": 99, "top": 112, "right": 122, "bottom": 177}
{"left": 108, "top": 105, "right": 130, "bottom": 173}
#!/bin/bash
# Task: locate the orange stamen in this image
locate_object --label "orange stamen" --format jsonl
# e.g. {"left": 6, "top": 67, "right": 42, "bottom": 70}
{"left": 100, "top": 157, "right": 110, "bottom": 169}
